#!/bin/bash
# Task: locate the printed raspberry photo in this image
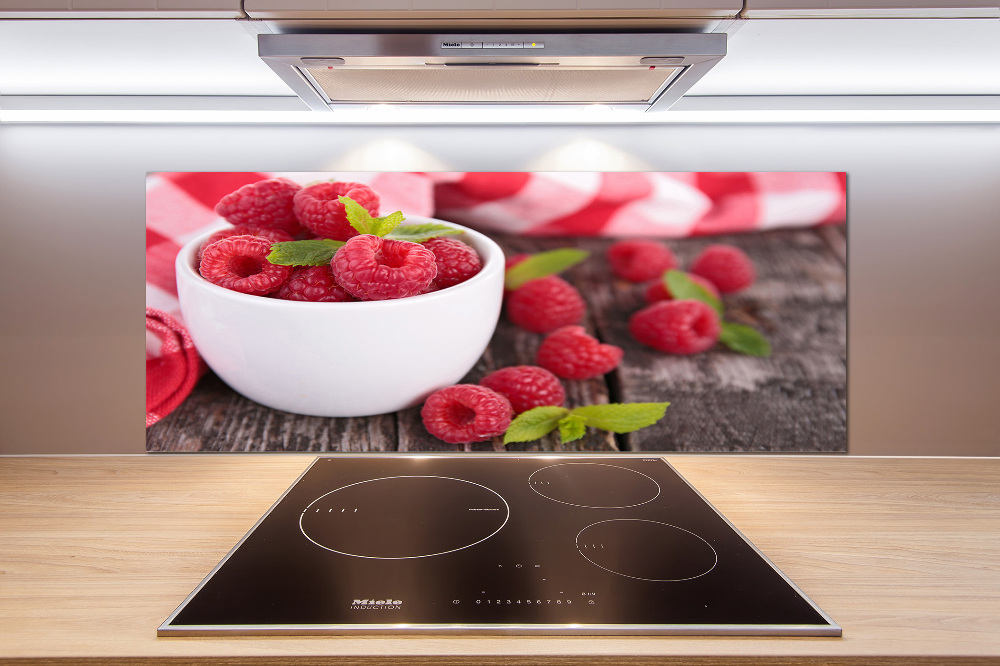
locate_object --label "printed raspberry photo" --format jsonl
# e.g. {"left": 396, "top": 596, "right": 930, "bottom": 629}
{"left": 536, "top": 326, "right": 624, "bottom": 380}
{"left": 690, "top": 244, "right": 756, "bottom": 294}
{"left": 198, "top": 234, "right": 292, "bottom": 296}
{"left": 293, "top": 181, "right": 380, "bottom": 241}
{"left": 149, "top": 171, "right": 845, "bottom": 455}
{"left": 505, "top": 276, "right": 586, "bottom": 334}
{"left": 276, "top": 265, "right": 356, "bottom": 302}
{"left": 629, "top": 300, "right": 721, "bottom": 355}
{"left": 421, "top": 385, "right": 514, "bottom": 444}
{"left": 424, "top": 236, "right": 483, "bottom": 288}
{"left": 214, "top": 177, "right": 304, "bottom": 236}
{"left": 330, "top": 234, "right": 438, "bottom": 301}
{"left": 606, "top": 239, "right": 678, "bottom": 283}
{"left": 479, "top": 365, "right": 565, "bottom": 415}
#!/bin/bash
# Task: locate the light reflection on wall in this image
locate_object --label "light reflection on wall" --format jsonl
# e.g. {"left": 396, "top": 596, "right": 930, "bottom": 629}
{"left": 322, "top": 138, "right": 451, "bottom": 171}
{"left": 523, "top": 138, "right": 652, "bottom": 171}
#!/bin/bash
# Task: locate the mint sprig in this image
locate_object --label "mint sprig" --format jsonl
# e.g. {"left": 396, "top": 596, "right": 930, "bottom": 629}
{"left": 557, "top": 414, "right": 589, "bottom": 444}
{"left": 386, "top": 223, "right": 464, "bottom": 243}
{"left": 504, "top": 402, "right": 669, "bottom": 447}
{"left": 664, "top": 269, "right": 723, "bottom": 317}
{"left": 265, "top": 196, "right": 464, "bottom": 266}
{"left": 505, "top": 248, "right": 590, "bottom": 290}
{"left": 502, "top": 406, "right": 569, "bottom": 443}
{"left": 663, "top": 269, "right": 770, "bottom": 357}
{"left": 719, "top": 321, "right": 771, "bottom": 357}
{"left": 340, "top": 195, "right": 406, "bottom": 237}
{"left": 267, "top": 238, "right": 344, "bottom": 266}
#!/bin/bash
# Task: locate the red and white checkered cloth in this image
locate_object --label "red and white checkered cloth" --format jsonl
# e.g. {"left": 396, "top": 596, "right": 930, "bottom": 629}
{"left": 144, "top": 171, "right": 436, "bottom": 426}
{"left": 146, "top": 307, "right": 205, "bottom": 427}
{"left": 430, "top": 172, "right": 846, "bottom": 237}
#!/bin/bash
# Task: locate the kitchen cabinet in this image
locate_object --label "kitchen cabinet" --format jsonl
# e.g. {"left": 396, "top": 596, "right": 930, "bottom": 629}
{"left": 2, "top": 454, "right": 997, "bottom": 663}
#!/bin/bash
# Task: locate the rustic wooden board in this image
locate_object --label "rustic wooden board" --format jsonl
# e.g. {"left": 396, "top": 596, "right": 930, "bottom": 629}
{"left": 144, "top": 373, "right": 397, "bottom": 453}
{"left": 146, "top": 228, "right": 846, "bottom": 453}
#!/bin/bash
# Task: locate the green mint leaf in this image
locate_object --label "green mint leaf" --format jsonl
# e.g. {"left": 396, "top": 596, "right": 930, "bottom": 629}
{"left": 718, "top": 321, "right": 772, "bottom": 357}
{"left": 339, "top": 195, "right": 377, "bottom": 235}
{"left": 386, "top": 223, "right": 464, "bottom": 243}
{"left": 371, "top": 210, "right": 407, "bottom": 237}
{"left": 664, "top": 270, "right": 724, "bottom": 316}
{"left": 338, "top": 196, "right": 406, "bottom": 237}
{"left": 557, "top": 414, "right": 588, "bottom": 444}
{"left": 504, "top": 248, "right": 590, "bottom": 290}
{"left": 266, "top": 239, "right": 345, "bottom": 266}
{"left": 570, "top": 402, "right": 670, "bottom": 433}
{"left": 503, "top": 406, "right": 570, "bottom": 444}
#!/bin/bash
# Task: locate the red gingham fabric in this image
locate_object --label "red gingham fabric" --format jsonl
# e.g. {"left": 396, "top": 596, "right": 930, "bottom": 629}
{"left": 431, "top": 172, "right": 846, "bottom": 237}
{"left": 146, "top": 307, "right": 205, "bottom": 427}
{"left": 144, "top": 171, "right": 436, "bottom": 426}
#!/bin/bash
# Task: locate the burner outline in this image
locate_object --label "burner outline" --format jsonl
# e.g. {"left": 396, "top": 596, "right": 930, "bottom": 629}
{"left": 299, "top": 475, "right": 510, "bottom": 560}
{"left": 575, "top": 518, "right": 718, "bottom": 582}
{"left": 528, "top": 463, "right": 661, "bottom": 509}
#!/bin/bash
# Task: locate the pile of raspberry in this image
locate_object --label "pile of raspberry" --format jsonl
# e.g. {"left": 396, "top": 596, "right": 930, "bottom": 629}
{"left": 197, "top": 177, "right": 482, "bottom": 301}
{"left": 421, "top": 365, "right": 566, "bottom": 444}
{"left": 606, "top": 239, "right": 756, "bottom": 354}
{"left": 422, "top": 250, "right": 627, "bottom": 445}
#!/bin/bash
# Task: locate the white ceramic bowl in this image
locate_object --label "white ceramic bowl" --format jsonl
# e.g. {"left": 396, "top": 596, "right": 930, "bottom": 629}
{"left": 175, "top": 218, "right": 504, "bottom": 417}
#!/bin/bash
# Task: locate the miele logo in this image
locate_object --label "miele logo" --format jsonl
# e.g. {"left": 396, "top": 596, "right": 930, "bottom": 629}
{"left": 351, "top": 598, "right": 403, "bottom": 610}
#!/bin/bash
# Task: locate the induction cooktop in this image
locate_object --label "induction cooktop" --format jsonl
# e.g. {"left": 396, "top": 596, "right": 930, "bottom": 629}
{"left": 159, "top": 455, "right": 840, "bottom": 636}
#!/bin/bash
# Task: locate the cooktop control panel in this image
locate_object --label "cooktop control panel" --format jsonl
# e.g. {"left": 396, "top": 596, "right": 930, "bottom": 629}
{"left": 159, "top": 455, "right": 840, "bottom": 636}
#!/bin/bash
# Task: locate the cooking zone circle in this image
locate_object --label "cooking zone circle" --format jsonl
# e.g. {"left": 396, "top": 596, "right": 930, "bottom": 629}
{"left": 299, "top": 476, "right": 509, "bottom": 559}
{"left": 576, "top": 519, "right": 718, "bottom": 582}
{"left": 528, "top": 463, "right": 661, "bottom": 508}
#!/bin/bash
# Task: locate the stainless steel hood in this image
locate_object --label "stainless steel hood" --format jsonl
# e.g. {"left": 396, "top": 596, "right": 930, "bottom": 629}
{"left": 257, "top": 32, "right": 726, "bottom": 113}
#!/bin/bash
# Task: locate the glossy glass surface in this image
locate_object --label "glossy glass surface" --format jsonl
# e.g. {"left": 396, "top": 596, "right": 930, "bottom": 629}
{"left": 164, "top": 456, "right": 837, "bottom": 634}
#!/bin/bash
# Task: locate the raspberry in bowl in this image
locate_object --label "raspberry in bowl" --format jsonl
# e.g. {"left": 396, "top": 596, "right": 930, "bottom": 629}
{"left": 175, "top": 216, "right": 504, "bottom": 418}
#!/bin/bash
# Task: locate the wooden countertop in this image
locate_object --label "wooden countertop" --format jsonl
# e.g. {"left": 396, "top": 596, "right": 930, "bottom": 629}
{"left": 1, "top": 454, "right": 997, "bottom": 665}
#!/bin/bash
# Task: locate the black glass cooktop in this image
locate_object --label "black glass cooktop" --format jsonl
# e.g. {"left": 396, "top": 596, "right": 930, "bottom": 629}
{"left": 159, "top": 455, "right": 840, "bottom": 636}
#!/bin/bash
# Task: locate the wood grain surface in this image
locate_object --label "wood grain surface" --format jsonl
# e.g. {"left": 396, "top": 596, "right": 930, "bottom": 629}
{"left": 146, "top": 228, "right": 846, "bottom": 454}
{"left": 1, "top": 454, "right": 997, "bottom": 665}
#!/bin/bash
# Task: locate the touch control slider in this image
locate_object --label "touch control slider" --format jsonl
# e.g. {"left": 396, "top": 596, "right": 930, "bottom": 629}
{"left": 441, "top": 42, "right": 544, "bottom": 49}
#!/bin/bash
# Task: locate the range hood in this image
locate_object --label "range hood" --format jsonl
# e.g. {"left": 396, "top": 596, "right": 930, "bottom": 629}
{"left": 257, "top": 32, "right": 726, "bottom": 113}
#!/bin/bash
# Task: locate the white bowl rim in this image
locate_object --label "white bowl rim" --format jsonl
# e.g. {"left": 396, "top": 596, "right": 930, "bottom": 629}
{"left": 176, "top": 216, "right": 504, "bottom": 310}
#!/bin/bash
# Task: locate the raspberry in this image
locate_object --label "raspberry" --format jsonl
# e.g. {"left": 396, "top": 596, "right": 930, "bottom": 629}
{"left": 418, "top": 282, "right": 441, "bottom": 295}
{"left": 331, "top": 234, "right": 437, "bottom": 301}
{"left": 689, "top": 244, "right": 756, "bottom": 294}
{"left": 535, "top": 326, "right": 624, "bottom": 380}
{"left": 643, "top": 273, "right": 721, "bottom": 304}
{"left": 629, "top": 300, "right": 721, "bottom": 354}
{"left": 198, "top": 234, "right": 292, "bottom": 296}
{"left": 214, "top": 177, "right": 304, "bottom": 236}
{"left": 479, "top": 365, "right": 565, "bottom": 415}
{"left": 606, "top": 239, "right": 678, "bottom": 283}
{"left": 275, "top": 265, "right": 356, "bottom": 302}
{"left": 421, "top": 384, "right": 513, "bottom": 444}
{"left": 293, "top": 181, "right": 380, "bottom": 241}
{"left": 196, "top": 225, "right": 292, "bottom": 262}
{"left": 424, "top": 237, "right": 482, "bottom": 289}
{"left": 505, "top": 276, "right": 585, "bottom": 333}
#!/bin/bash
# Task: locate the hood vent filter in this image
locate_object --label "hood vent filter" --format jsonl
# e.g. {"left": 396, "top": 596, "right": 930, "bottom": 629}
{"left": 259, "top": 33, "right": 726, "bottom": 112}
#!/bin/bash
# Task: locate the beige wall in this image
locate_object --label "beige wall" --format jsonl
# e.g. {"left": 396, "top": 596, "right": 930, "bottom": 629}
{"left": 1, "top": 121, "right": 997, "bottom": 456}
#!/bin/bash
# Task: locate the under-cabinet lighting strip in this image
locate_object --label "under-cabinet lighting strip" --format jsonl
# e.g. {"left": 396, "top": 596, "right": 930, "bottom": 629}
{"left": 2, "top": 96, "right": 999, "bottom": 124}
